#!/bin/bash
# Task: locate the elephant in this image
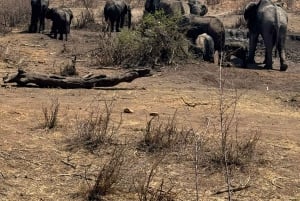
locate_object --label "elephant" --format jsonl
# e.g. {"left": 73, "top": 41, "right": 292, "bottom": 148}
{"left": 144, "top": 0, "right": 207, "bottom": 16}
{"left": 224, "top": 40, "right": 248, "bottom": 67}
{"left": 45, "top": 7, "right": 73, "bottom": 41}
{"left": 225, "top": 28, "right": 249, "bottom": 42}
{"left": 194, "top": 33, "right": 215, "bottom": 62}
{"left": 179, "top": 15, "right": 225, "bottom": 64}
{"left": 188, "top": 0, "right": 208, "bottom": 16}
{"left": 244, "top": 0, "right": 288, "bottom": 71}
{"left": 104, "top": 0, "right": 132, "bottom": 32}
{"left": 29, "top": 0, "right": 49, "bottom": 33}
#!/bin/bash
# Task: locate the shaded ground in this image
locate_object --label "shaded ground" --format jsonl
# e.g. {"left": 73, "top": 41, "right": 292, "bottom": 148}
{"left": 0, "top": 2, "right": 300, "bottom": 201}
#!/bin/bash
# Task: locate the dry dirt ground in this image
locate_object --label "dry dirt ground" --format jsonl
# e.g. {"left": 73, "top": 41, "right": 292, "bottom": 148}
{"left": 0, "top": 1, "right": 300, "bottom": 201}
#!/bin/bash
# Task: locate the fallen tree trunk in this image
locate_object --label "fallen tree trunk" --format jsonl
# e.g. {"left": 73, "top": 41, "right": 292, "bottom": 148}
{"left": 3, "top": 69, "right": 151, "bottom": 89}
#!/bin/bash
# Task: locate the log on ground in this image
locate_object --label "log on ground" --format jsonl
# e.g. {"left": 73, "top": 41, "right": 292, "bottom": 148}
{"left": 3, "top": 69, "right": 151, "bottom": 89}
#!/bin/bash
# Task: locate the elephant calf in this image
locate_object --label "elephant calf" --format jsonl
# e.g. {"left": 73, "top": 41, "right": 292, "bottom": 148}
{"left": 224, "top": 41, "right": 248, "bottom": 67}
{"left": 194, "top": 33, "right": 215, "bottom": 62}
{"left": 46, "top": 7, "right": 73, "bottom": 41}
{"left": 180, "top": 15, "right": 225, "bottom": 64}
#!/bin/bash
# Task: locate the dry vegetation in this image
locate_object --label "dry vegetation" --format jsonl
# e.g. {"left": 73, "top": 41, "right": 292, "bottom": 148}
{"left": 0, "top": 0, "right": 300, "bottom": 201}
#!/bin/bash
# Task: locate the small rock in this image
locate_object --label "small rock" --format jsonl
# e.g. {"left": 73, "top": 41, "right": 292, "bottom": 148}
{"left": 124, "top": 108, "right": 134, "bottom": 113}
{"left": 149, "top": 112, "right": 159, "bottom": 117}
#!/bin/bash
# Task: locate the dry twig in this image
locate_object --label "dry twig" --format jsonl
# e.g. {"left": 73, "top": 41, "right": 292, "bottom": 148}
{"left": 181, "top": 97, "right": 208, "bottom": 107}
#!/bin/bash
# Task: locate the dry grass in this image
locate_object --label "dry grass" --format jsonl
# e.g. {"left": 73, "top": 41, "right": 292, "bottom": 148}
{"left": 135, "top": 158, "right": 176, "bottom": 201}
{"left": 41, "top": 98, "right": 60, "bottom": 129}
{"left": 0, "top": 0, "right": 30, "bottom": 33}
{"left": 88, "top": 146, "right": 126, "bottom": 200}
{"left": 71, "top": 101, "right": 121, "bottom": 151}
{"left": 201, "top": 129, "right": 261, "bottom": 168}
{"left": 137, "top": 112, "right": 195, "bottom": 153}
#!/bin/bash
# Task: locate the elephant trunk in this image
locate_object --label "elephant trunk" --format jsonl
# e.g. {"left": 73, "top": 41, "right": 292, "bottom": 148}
{"left": 127, "top": 6, "right": 132, "bottom": 29}
{"left": 188, "top": 1, "right": 208, "bottom": 16}
{"left": 199, "top": 5, "right": 208, "bottom": 16}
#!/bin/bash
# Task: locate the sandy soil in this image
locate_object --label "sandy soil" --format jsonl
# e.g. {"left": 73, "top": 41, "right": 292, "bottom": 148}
{"left": 0, "top": 1, "right": 300, "bottom": 201}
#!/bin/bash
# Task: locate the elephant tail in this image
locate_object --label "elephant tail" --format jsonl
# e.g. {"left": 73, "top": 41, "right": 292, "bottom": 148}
{"left": 127, "top": 5, "right": 132, "bottom": 29}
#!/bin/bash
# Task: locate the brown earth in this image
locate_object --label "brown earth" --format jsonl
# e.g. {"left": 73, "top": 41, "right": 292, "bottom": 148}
{"left": 0, "top": 1, "right": 300, "bottom": 201}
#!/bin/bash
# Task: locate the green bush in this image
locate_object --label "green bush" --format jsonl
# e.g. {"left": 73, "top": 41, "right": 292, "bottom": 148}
{"left": 95, "top": 11, "right": 188, "bottom": 66}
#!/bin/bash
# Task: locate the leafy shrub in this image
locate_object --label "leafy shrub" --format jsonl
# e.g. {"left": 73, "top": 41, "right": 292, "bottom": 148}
{"left": 92, "top": 11, "right": 190, "bottom": 67}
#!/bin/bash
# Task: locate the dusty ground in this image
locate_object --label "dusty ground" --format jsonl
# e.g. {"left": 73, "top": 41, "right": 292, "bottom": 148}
{"left": 0, "top": 1, "right": 300, "bottom": 201}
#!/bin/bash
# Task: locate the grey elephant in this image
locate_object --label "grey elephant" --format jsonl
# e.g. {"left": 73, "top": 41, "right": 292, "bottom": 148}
{"left": 145, "top": 0, "right": 190, "bottom": 16}
{"left": 104, "top": 0, "right": 131, "bottom": 32}
{"left": 225, "top": 28, "right": 249, "bottom": 41}
{"left": 195, "top": 33, "right": 215, "bottom": 62}
{"left": 244, "top": 0, "right": 288, "bottom": 71}
{"left": 29, "top": 0, "right": 49, "bottom": 33}
{"left": 46, "top": 7, "right": 73, "bottom": 41}
{"left": 180, "top": 15, "right": 225, "bottom": 64}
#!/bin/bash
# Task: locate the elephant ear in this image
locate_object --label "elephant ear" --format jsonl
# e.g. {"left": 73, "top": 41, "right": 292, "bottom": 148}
{"left": 244, "top": 2, "right": 257, "bottom": 30}
{"left": 199, "top": 4, "right": 208, "bottom": 16}
{"left": 45, "top": 8, "right": 54, "bottom": 19}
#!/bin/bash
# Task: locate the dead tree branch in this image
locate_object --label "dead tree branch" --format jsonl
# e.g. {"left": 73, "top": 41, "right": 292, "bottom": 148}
{"left": 3, "top": 69, "right": 151, "bottom": 89}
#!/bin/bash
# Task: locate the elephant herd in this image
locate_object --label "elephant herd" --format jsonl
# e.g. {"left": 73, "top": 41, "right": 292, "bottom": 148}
{"left": 29, "top": 0, "right": 289, "bottom": 71}
{"left": 29, "top": 0, "right": 73, "bottom": 41}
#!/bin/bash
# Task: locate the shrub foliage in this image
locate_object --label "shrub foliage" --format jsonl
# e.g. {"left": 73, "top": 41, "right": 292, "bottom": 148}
{"left": 93, "top": 11, "right": 189, "bottom": 67}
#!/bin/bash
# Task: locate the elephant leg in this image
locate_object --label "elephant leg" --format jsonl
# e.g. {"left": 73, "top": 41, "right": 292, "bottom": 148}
{"left": 39, "top": 17, "right": 45, "bottom": 33}
{"left": 110, "top": 20, "right": 115, "bottom": 32}
{"left": 30, "top": 14, "right": 38, "bottom": 33}
{"left": 263, "top": 36, "right": 274, "bottom": 69}
{"left": 247, "top": 32, "right": 259, "bottom": 64}
{"left": 52, "top": 22, "right": 58, "bottom": 39}
{"left": 278, "top": 30, "right": 288, "bottom": 71}
{"left": 278, "top": 47, "right": 287, "bottom": 71}
{"left": 116, "top": 17, "right": 121, "bottom": 32}
{"left": 59, "top": 29, "right": 63, "bottom": 40}
{"left": 120, "top": 14, "right": 125, "bottom": 28}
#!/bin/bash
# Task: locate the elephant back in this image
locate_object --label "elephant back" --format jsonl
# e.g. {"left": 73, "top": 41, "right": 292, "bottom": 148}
{"left": 145, "top": 0, "right": 190, "bottom": 15}
{"left": 41, "top": 0, "right": 49, "bottom": 7}
{"left": 159, "top": 0, "right": 189, "bottom": 16}
{"left": 195, "top": 33, "right": 214, "bottom": 60}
